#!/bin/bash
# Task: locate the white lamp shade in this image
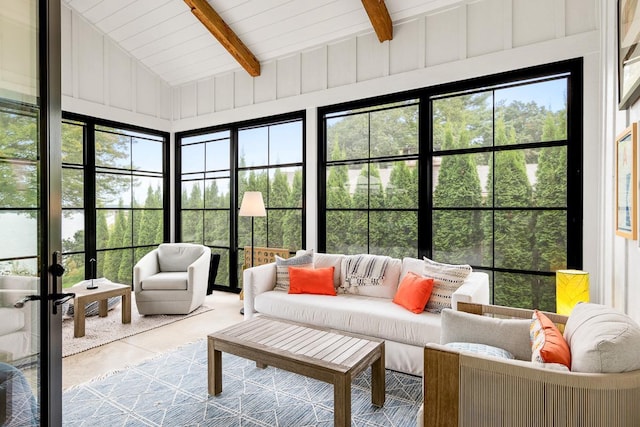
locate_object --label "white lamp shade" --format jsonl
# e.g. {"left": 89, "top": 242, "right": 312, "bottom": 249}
{"left": 239, "top": 191, "right": 266, "bottom": 217}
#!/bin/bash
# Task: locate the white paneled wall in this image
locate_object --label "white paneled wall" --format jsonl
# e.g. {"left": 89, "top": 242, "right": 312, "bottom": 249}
{"left": 61, "top": 4, "right": 170, "bottom": 131}
{"left": 171, "top": 0, "right": 599, "bottom": 123}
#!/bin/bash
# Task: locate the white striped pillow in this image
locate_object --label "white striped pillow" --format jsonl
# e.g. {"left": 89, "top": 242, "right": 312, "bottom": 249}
{"left": 274, "top": 250, "right": 313, "bottom": 292}
{"left": 423, "top": 257, "right": 472, "bottom": 313}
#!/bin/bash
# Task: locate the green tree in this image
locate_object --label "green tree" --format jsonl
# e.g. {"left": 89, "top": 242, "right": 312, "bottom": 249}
{"left": 102, "top": 203, "right": 127, "bottom": 282}
{"left": 267, "top": 169, "right": 291, "bottom": 248}
{"left": 326, "top": 142, "right": 352, "bottom": 253}
{"left": 432, "top": 126, "right": 483, "bottom": 265}
{"left": 283, "top": 170, "right": 303, "bottom": 250}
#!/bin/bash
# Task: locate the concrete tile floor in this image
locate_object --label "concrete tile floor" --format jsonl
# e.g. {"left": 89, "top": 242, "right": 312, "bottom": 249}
{"left": 62, "top": 290, "right": 244, "bottom": 390}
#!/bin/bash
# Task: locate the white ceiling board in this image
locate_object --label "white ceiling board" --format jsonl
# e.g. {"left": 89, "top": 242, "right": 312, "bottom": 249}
{"left": 65, "top": 0, "right": 466, "bottom": 87}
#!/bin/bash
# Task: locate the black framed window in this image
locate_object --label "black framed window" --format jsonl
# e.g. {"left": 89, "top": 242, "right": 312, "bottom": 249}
{"left": 176, "top": 112, "right": 305, "bottom": 292}
{"left": 61, "top": 113, "right": 169, "bottom": 287}
{"left": 319, "top": 59, "right": 582, "bottom": 311}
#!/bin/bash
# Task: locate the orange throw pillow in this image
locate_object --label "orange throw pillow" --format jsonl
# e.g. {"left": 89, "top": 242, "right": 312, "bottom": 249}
{"left": 392, "top": 272, "right": 435, "bottom": 314}
{"left": 288, "top": 266, "right": 336, "bottom": 296}
{"left": 530, "top": 309, "right": 571, "bottom": 369}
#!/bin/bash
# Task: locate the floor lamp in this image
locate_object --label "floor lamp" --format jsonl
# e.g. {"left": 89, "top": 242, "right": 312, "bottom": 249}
{"left": 239, "top": 191, "right": 266, "bottom": 315}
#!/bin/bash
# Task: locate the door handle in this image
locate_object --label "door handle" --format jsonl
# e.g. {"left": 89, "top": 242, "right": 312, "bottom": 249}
{"left": 49, "top": 251, "right": 70, "bottom": 314}
{"left": 49, "top": 292, "right": 75, "bottom": 315}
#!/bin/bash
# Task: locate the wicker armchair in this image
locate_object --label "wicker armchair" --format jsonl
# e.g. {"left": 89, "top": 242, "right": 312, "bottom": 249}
{"left": 420, "top": 302, "right": 640, "bottom": 427}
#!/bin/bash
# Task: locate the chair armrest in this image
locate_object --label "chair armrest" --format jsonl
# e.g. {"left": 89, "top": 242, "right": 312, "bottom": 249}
{"left": 187, "top": 247, "right": 211, "bottom": 295}
{"left": 133, "top": 250, "right": 160, "bottom": 292}
{"left": 451, "top": 272, "right": 490, "bottom": 310}
{"left": 243, "top": 262, "right": 276, "bottom": 319}
{"left": 456, "top": 302, "right": 569, "bottom": 326}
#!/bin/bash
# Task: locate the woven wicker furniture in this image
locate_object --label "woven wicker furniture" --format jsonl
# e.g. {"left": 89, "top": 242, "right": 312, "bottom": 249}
{"left": 208, "top": 316, "right": 385, "bottom": 427}
{"left": 420, "top": 302, "right": 640, "bottom": 427}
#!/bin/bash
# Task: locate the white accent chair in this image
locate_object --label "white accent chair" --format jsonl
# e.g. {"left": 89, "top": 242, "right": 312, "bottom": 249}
{"left": 133, "top": 243, "right": 211, "bottom": 315}
{"left": 0, "top": 276, "right": 38, "bottom": 362}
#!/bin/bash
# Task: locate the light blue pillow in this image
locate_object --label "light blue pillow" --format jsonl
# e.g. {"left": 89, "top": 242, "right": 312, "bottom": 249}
{"left": 445, "top": 342, "right": 515, "bottom": 359}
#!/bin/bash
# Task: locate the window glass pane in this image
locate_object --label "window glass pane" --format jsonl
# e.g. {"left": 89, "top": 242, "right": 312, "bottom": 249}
{"left": 133, "top": 210, "right": 163, "bottom": 246}
{"left": 238, "top": 169, "right": 268, "bottom": 200}
{"left": 0, "top": 211, "right": 37, "bottom": 259}
{"left": 282, "top": 209, "right": 302, "bottom": 251}
{"left": 238, "top": 215, "right": 266, "bottom": 249}
{"left": 134, "top": 246, "right": 155, "bottom": 267}
{"left": 96, "top": 173, "right": 131, "bottom": 208}
{"left": 132, "top": 138, "right": 162, "bottom": 172}
{"left": 0, "top": 109, "right": 37, "bottom": 160}
{"left": 370, "top": 104, "right": 418, "bottom": 158}
{"left": 205, "top": 178, "right": 230, "bottom": 209}
{"left": 0, "top": 162, "right": 38, "bottom": 208}
{"left": 62, "top": 122, "right": 84, "bottom": 165}
{"left": 212, "top": 248, "right": 229, "bottom": 287}
{"left": 326, "top": 114, "right": 368, "bottom": 161}
{"left": 182, "top": 180, "right": 204, "bottom": 209}
{"left": 491, "top": 149, "right": 535, "bottom": 208}
{"left": 326, "top": 210, "right": 367, "bottom": 254}
{"left": 182, "top": 143, "right": 205, "bottom": 174}
{"left": 96, "top": 130, "right": 130, "bottom": 169}
{"left": 96, "top": 209, "right": 131, "bottom": 249}
{"left": 432, "top": 209, "right": 487, "bottom": 266}
{"left": 370, "top": 211, "right": 417, "bottom": 258}
{"left": 182, "top": 130, "right": 230, "bottom": 145}
{"left": 382, "top": 160, "right": 418, "bottom": 209}
{"left": 269, "top": 168, "right": 295, "bottom": 208}
{"left": 204, "top": 210, "right": 229, "bottom": 246}
{"left": 493, "top": 210, "right": 534, "bottom": 271}
{"left": 62, "top": 210, "right": 84, "bottom": 253}
{"left": 351, "top": 164, "right": 369, "bottom": 209}
{"left": 206, "top": 138, "right": 230, "bottom": 171}
{"left": 62, "top": 168, "right": 83, "bottom": 208}
{"left": 534, "top": 146, "right": 567, "bottom": 207}
{"left": 494, "top": 272, "right": 555, "bottom": 312}
{"left": 496, "top": 78, "right": 567, "bottom": 145}
{"left": 266, "top": 209, "right": 289, "bottom": 248}
{"left": 181, "top": 210, "right": 203, "bottom": 244}
{"left": 432, "top": 91, "right": 492, "bottom": 151}
{"left": 326, "top": 165, "right": 353, "bottom": 209}
{"left": 99, "top": 248, "right": 133, "bottom": 285}
{"left": 62, "top": 253, "right": 84, "bottom": 288}
{"left": 533, "top": 210, "right": 567, "bottom": 271}
{"left": 133, "top": 176, "right": 163, "bottom": 208}
{"left": 433, "top": 153, "right": 486, "bottom": 208}
{"left": 238, "top": 127, "right": 268, "bottom": 167}
{"left": 269, "top": 121, "right": 303, "bottom": 164}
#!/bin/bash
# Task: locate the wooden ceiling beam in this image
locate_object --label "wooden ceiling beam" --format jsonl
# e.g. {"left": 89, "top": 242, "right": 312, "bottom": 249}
{"left": 184, "top": 0, "right": 260, "bottom": 77}
{"left": 361, "top": 0, "right": 393, "bottom": 42}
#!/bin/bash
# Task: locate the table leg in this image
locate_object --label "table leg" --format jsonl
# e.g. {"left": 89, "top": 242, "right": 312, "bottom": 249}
{"left": 74, "top": 300, "right": 86, "bottom": 338}
{"left": 334, "top": 373, "right": 351, "bottom": 427}
{"left": 98, "top": 300, "right": 108, "bottom": 317}
{"left": 208, "top": 338, "right": 222, "bottom": 395}
{"left": 371, "top": 348, "right": 385, "bottom": 407}
{"left": 121, "top": 291, "right": 131, "bottom": 324}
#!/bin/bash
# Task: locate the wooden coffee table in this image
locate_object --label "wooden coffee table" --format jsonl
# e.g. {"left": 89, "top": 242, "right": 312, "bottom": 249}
{"left": 208, "top": 316, "right": 385, "bottom": 427}
{"left": 70, "top": 280, "right": 131, "bottom": 338}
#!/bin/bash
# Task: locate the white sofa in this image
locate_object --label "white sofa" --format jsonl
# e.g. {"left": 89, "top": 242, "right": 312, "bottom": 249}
{"left": 242, "top": 253, "right": 490, "bottom": 376}
{"left": 0, "top": 275, "right": 38, "bottom": 362}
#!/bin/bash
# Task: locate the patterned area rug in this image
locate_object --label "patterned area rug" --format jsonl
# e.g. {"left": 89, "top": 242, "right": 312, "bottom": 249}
{"left": 62, "top": 339, "right": 422, "bottom": 426}
{"left": 62, "top": 294, "right": 214, "bottom": 357}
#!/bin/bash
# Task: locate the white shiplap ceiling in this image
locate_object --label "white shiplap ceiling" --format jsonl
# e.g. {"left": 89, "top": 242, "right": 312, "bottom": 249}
{"left": 63, "top": 0, "right": 459, "bottom": 87}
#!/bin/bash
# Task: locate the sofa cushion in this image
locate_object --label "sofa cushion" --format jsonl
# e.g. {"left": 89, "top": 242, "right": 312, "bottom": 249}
{"left": 530, "top": 310, "right": 571, "bottom": 369}
{"left": 157, "top": 243, "right": 204, "bottom": 272}
{"left": 255, "top": 291, "right": 442, "bottom": 346}
{"left": 312, "top": 253, "right": 344, "bottom": 288}
{"left": 445, "top": 342, "right": 515, "bottom": 359}
{"left": 393, "top": 272, "right": 434, "bottom": 314}
{"left": 141, "top": 272, "right": 188, "bottom": 290}
{"left": 564, "top": 303, "right": 640, "bottom": 373}
{"left": 275, "top": 250, "right": 313, "bottom": 292}
{"left": 0, "top": 308, "right": 25, "bottom": 336}
{"left": 338, "top": 255, "right": 401, "bottom": 299}
{"left": 423, "top": 257, "right": 472, "bottom": 313}
{"left": 440, "top": 308, "right": 532, "bottom": 361}
{"left": 288, "top": 267, "right": 336, "bottom": 296}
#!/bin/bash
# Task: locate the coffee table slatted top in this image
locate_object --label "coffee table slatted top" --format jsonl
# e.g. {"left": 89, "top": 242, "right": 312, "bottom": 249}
{"left": 210, "top": 317, "right": 383, "bottom": 373}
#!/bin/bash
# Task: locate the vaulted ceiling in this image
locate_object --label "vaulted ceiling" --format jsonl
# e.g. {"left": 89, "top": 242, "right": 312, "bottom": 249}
{"left": 63, "top": 0, "right": 459, "bottom": 87}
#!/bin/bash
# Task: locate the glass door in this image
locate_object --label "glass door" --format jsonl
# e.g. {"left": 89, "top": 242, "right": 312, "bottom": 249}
{"left": 0, "top": 0, "right": 63, "bottom": 425}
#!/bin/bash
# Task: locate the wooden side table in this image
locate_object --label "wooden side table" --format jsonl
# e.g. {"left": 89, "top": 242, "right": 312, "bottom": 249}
{"left": 70, "top": 280, "right": 131, "bottom": 338}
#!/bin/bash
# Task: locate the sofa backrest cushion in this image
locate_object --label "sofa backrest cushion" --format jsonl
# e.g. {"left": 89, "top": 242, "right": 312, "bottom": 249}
{"left": 441, "top": 308, "right": 533, "bottom": 361}
{"left": 312, "top": 253, "right": 345, "bottom": 288}
{"left": 564, "top": 303, "right": 640, "bottom": 373}
{"left": 338, "top": 255, "right": 401, "bottom": 299}
{"left": 157, "top": 243, "right": 205, "bottom": 272}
